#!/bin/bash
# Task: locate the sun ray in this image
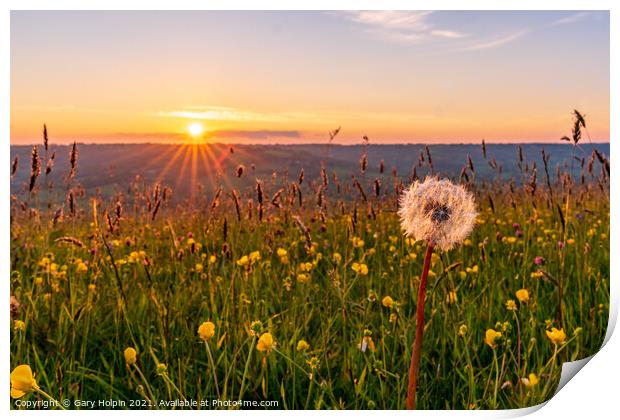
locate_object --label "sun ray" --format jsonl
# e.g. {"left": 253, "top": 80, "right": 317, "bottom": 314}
{"left": 157, "top": 144, "right": 188, "bottom": 185}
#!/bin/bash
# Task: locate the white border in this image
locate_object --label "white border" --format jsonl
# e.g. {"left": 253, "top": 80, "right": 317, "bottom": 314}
{"left": 3, "top": 1, "right": 616, "bottom": 419}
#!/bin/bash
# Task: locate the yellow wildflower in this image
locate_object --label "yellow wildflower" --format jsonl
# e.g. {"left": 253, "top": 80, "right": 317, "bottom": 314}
{"left": 351, "top": 237, "right": 365, "bottom": 248}
{"left": 446, "top": 290, "right": 458, "bottom": 304}
{"left": 249, "top": 251, "right": 261, "bottom": 264}
{"left": 14, "top": 320, "right": 26, "bottom": 331}
{"left": 195, "top": 263, "right": 204, "bottom": 273}
{"left": 351, "top": 262, "right": 368, "bottom": 275}
{"left": 124, "top": 347, "right": 137, "bottom": 365}
{"left": 505, "top": 300, "right": 517, "bottom": 311}
{"left": 10, "top": 365, "right": 37, "bottom": 399}
{"left": 209, "top": 255, "right": 217, "bottom": 264}
{"left": 256, "top": 332, "right": 275, "bottom": 353}
{"left": 521, "top": 373, "right": 539, "bottom": 387}
{"left": 296, "top": 340, "right": 310, "bottom": 351}
{"left": 458, "top": 324, "right": 468, "bottom": 337}
{"left": 332, "top": 252, "right": 342, "bottom": 263}
{"left": 515, "top": 289, "right": 529, "bottom": 303}
{"left": 485, "top": 329, "right": 502, "bottom": 349}
{"left": 466, "top": 265, "right": 479, "bottom": 274}
{"left": 198, "top": 321, "right": 216, "bottom": 341}
{"left": 236, "top": 255, "right": 249, "bottom": 266}
{"left": 359, "top": 335, "right": 376, "bottom": 353}
{"left": 382, "top": 295, "right": 394, "bottom": 308}
{"left": 546, "top": 328, "right": 567, "bottom": 345}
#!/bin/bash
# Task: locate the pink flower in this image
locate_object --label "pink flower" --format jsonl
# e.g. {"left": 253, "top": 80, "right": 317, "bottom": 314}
{"left": 557, "top": 241, "right": 565, "bottom": 249}
{"left": 534, "top": 256, "right": 544, "bottom": 265}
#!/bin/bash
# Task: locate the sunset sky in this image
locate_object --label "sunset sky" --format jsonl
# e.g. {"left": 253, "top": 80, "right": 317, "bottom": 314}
{"left": 10, "top": 10, "right": 610, "bottom": 145}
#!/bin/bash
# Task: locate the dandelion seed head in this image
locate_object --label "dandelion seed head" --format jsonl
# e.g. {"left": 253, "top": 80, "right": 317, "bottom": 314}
{"left": 398, "top": 177, "right": 478, "bottom": 251}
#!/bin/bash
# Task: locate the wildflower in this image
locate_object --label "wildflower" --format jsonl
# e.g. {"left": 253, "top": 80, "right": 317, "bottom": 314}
{"left": 14, "top": 320, "right": 26, "bottom": 331}
{"left": 431, "top": 253, "right": 440, "bottom": 266}
{"left": 557, "top": 241, "right": 565, "bottom": 249}
{"left": 75, "top": 260, "right": 88, "bottom": 273}
{"left": 297, "top": 273, "right": 310, "bottom": 283}
{"left": 521, "top": 373, "right": 539, "bottom": 387}
{"left": 256, "top": 332, "right": 275, "bottom": 353}
{"left": 505, "top": 300, "right": 517, "bottom": 311}
{"left": 296, "top": 340, "right": 310, "bottom": 351}
{"left": 124, "top": 347, "right": 137, "bottom": 365}
{"left": 198, "top": 321, "right": 216, "bottom": 341}
{"left": 351, "top": 262, "right": 369, "bottom": 275}
{"left": 389, "top": 313, "right": 398, "bottom": 323}
{"left": 209, "top": 255, "right": 217, "bottom": 264}
{"left": 530, "top": 271, "right": 543, "bottom": 279}
{"left": 516, "top": 289, "right": 529, "bottom": 303}
{"left": 567, "top": 238, "right": 576, "bottom": 245}
{"left": 466, "top": 265, "right": 479, "bottom": 274}
{"left": 156, "top": 363, "right": 167, "bottom": 375}
{"left": 534, "top": 256, "right": 544, "bottom": 265}
{"left": 546, "top": 328, "right": 567, "bottom": 345}
{"left": 249, "top": 251, "right": 261, "bottom": 264}
{"left": 306, "top": 356, "right": 320, "bottom": 370}
{"left": 332, "top": 252, "right": 342, "bottom": 263}
{"left": 195, "top": 263, "right": 204, "bottom": 273}
{"left": 458, "top": 271, "right": 467, "bottom": 281}
{"left": 484, "top": 329, "right": 502, "bottom": 349}
{"left": 398, "top": 177, "right": 478, "bottom": 251}
{"left": 249, "top": 320, "right": 263, "bottom": 336}
{"left": 88, "top": 283, "right": 96, "bottom": 293}
{"left": 382, "top": 295, "right": 394, "bottom": 308}
{"left": 458, "top": 324, "right": 468, "bottom": 337}
{"left": 351, "top": 237, "right": 365, "bottom": 248}
{"left": 277, "top": 248, "right": 287, "bottom": 257}
{"left": 446, "top": 290, "right": 458, "bottom": 304}
{"left": 10, "top": 365, "right": 37, "bottom": 399}
{"left": 359, "top": 335, "right": 376, "bottom": 353}
{"left": 236, "top": 255, "right": 249, "bottom": 266}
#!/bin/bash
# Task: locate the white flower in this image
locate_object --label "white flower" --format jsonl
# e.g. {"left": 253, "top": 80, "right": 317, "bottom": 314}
{"left": 398, "top": 177, "right": 477, "bottom": 251}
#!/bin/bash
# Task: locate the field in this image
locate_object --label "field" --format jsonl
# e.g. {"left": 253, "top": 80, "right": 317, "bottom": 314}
{"left": 10, "top": 137, "right": 610, "bottom": 409}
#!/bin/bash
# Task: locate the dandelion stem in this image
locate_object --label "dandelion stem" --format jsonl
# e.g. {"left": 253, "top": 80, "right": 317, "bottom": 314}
{"left": 406, "top": 242, "right": 434, "bottom": 410}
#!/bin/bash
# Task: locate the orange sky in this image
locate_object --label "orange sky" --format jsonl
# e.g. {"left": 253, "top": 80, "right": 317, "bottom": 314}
{"left": 10, "top": 11, "right": 610, "bottom": 144}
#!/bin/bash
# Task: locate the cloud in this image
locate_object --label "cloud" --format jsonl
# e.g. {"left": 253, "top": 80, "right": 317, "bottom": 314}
{"left": 157, "top": 106, "right": 289, "bottom": 123}
{"left": 206, "top": 130, "right": 300, "bottom": 140}
{"left": 459, "top": 30, "right": 528, "bottom": 51}
{"left": 336, "top": 11, "right": 468, "bottom": 44}
{"left": 549, "top": 12, "right": 590, "bottom": 27}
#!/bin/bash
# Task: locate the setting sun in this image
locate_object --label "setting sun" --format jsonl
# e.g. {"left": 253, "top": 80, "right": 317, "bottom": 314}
{"left": 187, "top": 122, "right": 204, "bottom": 137}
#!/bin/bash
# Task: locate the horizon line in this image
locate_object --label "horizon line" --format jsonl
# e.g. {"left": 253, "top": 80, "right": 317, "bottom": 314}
{"left": 9, "top": 140, "right": 611, "bottom": 147}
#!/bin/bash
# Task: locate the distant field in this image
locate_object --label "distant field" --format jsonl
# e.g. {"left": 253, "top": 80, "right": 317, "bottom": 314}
{"left": 10, "top": 142, "right": 610, "bottom": 201}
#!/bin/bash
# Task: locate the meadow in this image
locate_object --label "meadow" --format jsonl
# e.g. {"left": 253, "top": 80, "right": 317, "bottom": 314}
{"left": 9, "top": 121, "right": 610, "bottom": 409}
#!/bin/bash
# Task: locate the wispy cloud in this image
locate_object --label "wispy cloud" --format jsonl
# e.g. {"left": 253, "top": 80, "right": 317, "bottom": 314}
{"left": 206, "top": 130, "right": 300, "bottom": 140}
{"left": 549, "top": 12, "right": 590, "bottom": 27}
{"left": 459, "top": 30, "right": 528, "bottom": 51}
{"left": 157, "top": 106, "right": 290, "bottom": 123}
{"left": 336, "top": 11, "right": 468, "bottom": 44}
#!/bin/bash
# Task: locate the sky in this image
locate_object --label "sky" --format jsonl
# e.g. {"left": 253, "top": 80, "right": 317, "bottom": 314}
{"left": 10, "top": 10, "right": 610, "bottom": 145}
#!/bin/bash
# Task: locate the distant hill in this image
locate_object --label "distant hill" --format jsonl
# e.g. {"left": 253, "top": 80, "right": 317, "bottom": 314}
{"left": 10, "top": 142, "right": 610, "bottom": 201}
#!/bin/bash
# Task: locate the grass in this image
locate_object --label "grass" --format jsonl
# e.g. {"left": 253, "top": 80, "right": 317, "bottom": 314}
{"left": 10, "top": 138, "right": 610, "bottom": 410}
